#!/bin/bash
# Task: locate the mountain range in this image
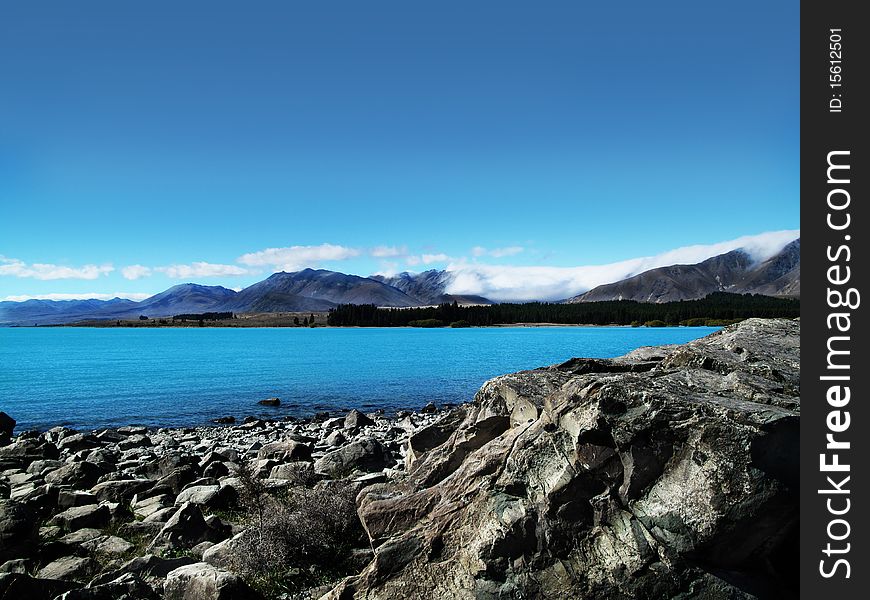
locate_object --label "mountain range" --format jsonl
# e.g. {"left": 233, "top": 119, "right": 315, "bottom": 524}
{"left": 569, "top": 238, "right": 800, "bottom": 303}
{"left": 0, "top": 239, "right": 799, "bottom": 325}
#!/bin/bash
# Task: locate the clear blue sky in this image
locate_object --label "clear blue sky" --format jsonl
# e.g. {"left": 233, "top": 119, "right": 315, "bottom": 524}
{"left": 0, "top": 1, "right": 798, "bottom": 300}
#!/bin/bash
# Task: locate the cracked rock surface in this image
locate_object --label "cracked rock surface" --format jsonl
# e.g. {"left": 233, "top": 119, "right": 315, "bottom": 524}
{"left": 325, "top": 319, "right": 800, "bottom": 599}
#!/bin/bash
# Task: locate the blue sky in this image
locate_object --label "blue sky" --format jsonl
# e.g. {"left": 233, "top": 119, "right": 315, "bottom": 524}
{"left": 0, "top": 1, "right": 798, "bottom": 300}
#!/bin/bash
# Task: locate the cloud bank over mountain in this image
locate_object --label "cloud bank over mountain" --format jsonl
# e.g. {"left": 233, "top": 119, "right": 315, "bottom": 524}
{"left": 445, "top": 230, "right": 799, "bottom": 301}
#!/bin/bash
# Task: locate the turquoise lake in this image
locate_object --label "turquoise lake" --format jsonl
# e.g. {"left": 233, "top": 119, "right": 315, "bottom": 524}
{"left": 0, "top": 326, "right": 719, "bottom": 431}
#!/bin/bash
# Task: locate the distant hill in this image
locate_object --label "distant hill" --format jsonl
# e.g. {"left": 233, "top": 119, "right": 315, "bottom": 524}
{"left": 0, "top": 269, "right": 425, "bottom": 325}
{"left": 569, "top": 239, "right": 800, "bottom": 303}
{"left": 370, "top": 270, "right": 491, "bottom": 305}
{"left": 219, "top": 269, "right": 422, "bottom": 313}
{"left": 133, "top": 283, "right": 238, "bottom": 315}
{"left": 0, "top": 297, "right": 139, "bottom": 326}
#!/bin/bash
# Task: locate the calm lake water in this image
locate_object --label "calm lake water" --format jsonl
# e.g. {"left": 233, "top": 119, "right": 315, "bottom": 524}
{"left": 0, "top": 326, "right": 718, "bottom": 431}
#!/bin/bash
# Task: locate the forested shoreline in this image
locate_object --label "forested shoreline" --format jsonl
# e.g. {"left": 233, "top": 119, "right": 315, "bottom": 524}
{"left": 326, "top": 292, "right": 800, "bottom": 327}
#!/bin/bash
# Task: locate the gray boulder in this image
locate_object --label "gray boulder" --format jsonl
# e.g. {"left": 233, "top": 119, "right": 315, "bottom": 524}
{"left": 314, "top": 437, "right": 390, "bottom": 476}
{"left": 164, "top": 562, "right": 262, "bottom": 600}
{"left": 174, "top": 485, "right": 235, "bottom": 510}
{"left": 57, "top": 432, "right": 100, "bottom": 453}
{"left": 148, "top": 502, "right": 227, "bottom": 551}
{"left": 201, "top": 531, "right": 246, "bottom": 569}
{"left": 344, "top": 409, "right": 374, "bottom": 430}
{"left": 0, "top": 412, "right": 15, "bottom": 439}
{"left": 256, "top": 440, "right": 312, "bottom": 462}
{"left": 57, "top": 490, "right": 98, "bottom": 510}
{"left": 90, "top": 479, "right": 152, "bottom": 503}
{"left": 37, "top": 555, "right": 93, "bottom": 581}
{"left": 53, "top": 573, "right": 160, "bottom": 599}
{"left": 268, "top": 462, "right": 315, "bottom": 484}
{"left": 0, "top": 573, "right": 77, "bottom": 599}
{"left": 89, "top": 554, "right": 195, "bottom": 586}
{"left": 50, "top": 504, "right": 110, "bottom": 532}
{"left": 44, "top": 462, "right": 106, "bottom": 488}
{"left": 0, "top": 500, "right": 37, "bottom": 562}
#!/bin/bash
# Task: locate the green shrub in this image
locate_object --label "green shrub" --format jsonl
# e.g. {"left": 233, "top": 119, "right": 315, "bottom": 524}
{"left": 704, "top": 318, "right": 743, "bottom": 327}
{"left": 230, "top": 472, "right": 366, "bottom": 596}
{"left": 449, "top": 320, "right": 471, "bottom": 328}
{"left": 408, "top": 319, "right": 445, "bottom": 328}
{"left": 643, "top": 320, "right": 667, "bottom": 327}
{"left": 630, "top": 321, "right": 642, "bottom": 327}
{"left": 680, "top": 318, "right": 708, "bottom": 327}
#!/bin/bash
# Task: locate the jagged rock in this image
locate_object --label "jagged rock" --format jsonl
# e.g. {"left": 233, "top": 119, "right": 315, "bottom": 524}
{"left": 325, "top": 430, "right": 346, "bottom": 447}
{"left": 50, "top": 504, "right": 110, "bottom": 532}
{"left": 0, "top": 573, "right": 77, "bottom": 599}
{"left": 0, "top": 559, "right": 30, "bottom": 574}
{"left": 90, "top": 479, "right": 152, "bottom": 503}
{"left": 131, "top": 494, "right": 173, "bottom": 520}
{"left": 0, "top": 500, "right": 37, "bottom": 562}
{"left": 258, "top": 397, "right": 281, "bottom": 407}
{"left": 0, "top": 412, "right": 15, "bottom": 437}
{"left": 89, "top": 554, "right": 195, "bottom": 586}
{"left": 80, "top": 534, "right": 135, "bottom": 555}
{"left": 314, "top": 437, "right": 390, "bottom": 476}
{"left": 37, "top": 555, "right": 93, "bottom": 581}
{"left": 163, "top": 562, "right": 262, "bottom": 600}
{"left": 148, "top": 502, "right": 227, "bottom": 551}
{"left": 53, "top": 573, "right": 160, "bottom": 599}
{"left": 344, "top": 409, "right": 374, "bottom": 430}
{"left": 202, "top": 461, "right": 230, "bottom": 479}
{"left": 57, "top": 491, "right": 98, "bottom": 510}
{"left": 26, "top": 459, "right": 63, "bottom": 475}
{"left": 268, "top": 461, "right": 315, "bottom": 483}
{"left": 44, "top": 462, "right": 106, "bottom": 489}
{"left": 57, "top": 433, "right": 101, "bottom": 453}
{"left": 201, "top": 531, "right": 246, "bottom": 569}
{"left": 175, "top": 484, "right": 235, "bottom": 509}
{"left": 325, "top": 319, "right": 801, "bottom": 600}
{"left": 9, "top": 482, "right": 58, "bottom": 515}
{"left": 0, "top": 438, "right": 59, "bottom": 464}
{"left": 117, "top": 434, "right": 151, "bottom": 450}
{"left": 59, "top": 528, "right": 104, "bottom": 544}
{"left": 152, "top": 465, "right": 198, "bottom": 496}
{"left": 256, "top": 439, "right": 312, "bottom": 462}
{"left": 404, "top": 408, "right": 467, "bottom": 470}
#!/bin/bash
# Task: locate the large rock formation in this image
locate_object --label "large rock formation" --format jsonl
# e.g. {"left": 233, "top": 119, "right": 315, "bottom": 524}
{"left": 326, "top": 319, "right": 800, "bottom": 599}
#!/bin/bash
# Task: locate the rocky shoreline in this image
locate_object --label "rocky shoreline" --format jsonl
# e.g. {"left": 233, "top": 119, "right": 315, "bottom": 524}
{"left": 1, "top": 318, "right": 799, "bottom": 599}
{"left": 1, "top": 404, "right": 448, "bottom": 599}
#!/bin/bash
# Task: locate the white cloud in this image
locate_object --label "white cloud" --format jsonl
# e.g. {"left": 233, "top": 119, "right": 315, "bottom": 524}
{"left": 472, "top": 246, "right": 524, "bottom": 258}
{"left": 3, "top": 261, "right": 114, "bottom": 281}
{"left": 370, "top": 245, "right": 407, "bottom": 258}
{"left": 421, "top": 253, "right": 451, "bottom": 265}
{"left": 445, "top": 230, "right": 800, "bottom": 301}
{"left": 405, "top": 256, "right": 421, "bottom": 266}
{"left": 0, "top": 257, "right": 114, "bottom": 280}
{"left": 3, "top": 292, "right": 152, "bottom": 302}
{"left": 238, "top": 243, "right": 360, "bottom": 271}
{"left": 157, "top": 262, "right": 249, "bottom": 279}
{"left": 121, "top": 264, "right": 153, "bottom": 280}
{"left": 374, "top": 261, "right": 401, "bottom": 276}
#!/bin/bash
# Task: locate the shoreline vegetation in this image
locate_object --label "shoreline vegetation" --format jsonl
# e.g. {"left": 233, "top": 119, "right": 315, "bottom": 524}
{"left": 46, "top": 292, "right": 798, "bottom": 329}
